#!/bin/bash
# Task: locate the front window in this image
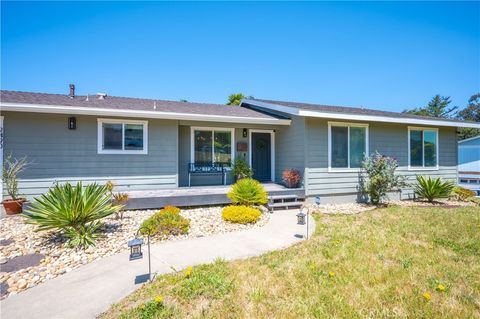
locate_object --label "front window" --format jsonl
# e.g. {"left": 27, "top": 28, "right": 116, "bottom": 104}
{"left": 98, "top": 119, "right": 148, "bottom": 154}
{"left": 329, "top": 122, "right": 368, "bottom": 169}
{"left": 409, "top": 128, "right": 438, "bottom": 168}
{"left": 193, "top": 128, "right": 233, "bottom": 166}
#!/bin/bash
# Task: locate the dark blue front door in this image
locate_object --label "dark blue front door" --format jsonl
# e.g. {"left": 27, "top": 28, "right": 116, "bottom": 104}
{"left": 251, "top": 132, "right": 271, "bottom": 181}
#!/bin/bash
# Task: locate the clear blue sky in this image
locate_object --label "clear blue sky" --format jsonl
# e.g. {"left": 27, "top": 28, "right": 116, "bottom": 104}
{"left": 1, "top": 1, "right": 479, "bottom": 112}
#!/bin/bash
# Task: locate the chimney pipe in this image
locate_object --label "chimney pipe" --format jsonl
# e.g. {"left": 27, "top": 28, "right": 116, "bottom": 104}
{"left": 69, "top": 84, "right": 75, "bottom": 98}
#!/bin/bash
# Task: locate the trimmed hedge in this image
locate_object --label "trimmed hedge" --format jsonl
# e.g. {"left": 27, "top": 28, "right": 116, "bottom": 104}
{"left": 222, "top": 205, "right": 261, "bottom": 224}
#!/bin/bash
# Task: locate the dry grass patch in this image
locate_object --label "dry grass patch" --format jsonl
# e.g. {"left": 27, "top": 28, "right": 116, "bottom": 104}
{"left": 101, "top": 206, "right": 480, "bottom": 319}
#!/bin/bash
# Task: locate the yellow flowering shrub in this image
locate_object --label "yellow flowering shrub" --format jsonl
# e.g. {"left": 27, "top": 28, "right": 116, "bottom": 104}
{"left": 222, "top": 205, "right": 261, "bottom": 224}
{"left": 139, "top": 206, "right": 189, "bottom": 236}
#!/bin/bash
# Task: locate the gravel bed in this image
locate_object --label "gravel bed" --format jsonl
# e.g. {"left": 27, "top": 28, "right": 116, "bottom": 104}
{"left": 0, "top": 206, "right": 269, "bottom": 299}
{"left": 307, "top": 199, "right": 476, "bottom": 215}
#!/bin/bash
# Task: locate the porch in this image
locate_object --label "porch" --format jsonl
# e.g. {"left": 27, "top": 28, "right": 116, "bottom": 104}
{"left": 125, "top": 183, "right": 305, "bottom": 210}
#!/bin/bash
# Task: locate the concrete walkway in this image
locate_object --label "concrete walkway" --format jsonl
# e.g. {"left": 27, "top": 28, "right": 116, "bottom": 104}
{"left": 0, "top": 210, "right": 315, "bottom": 319}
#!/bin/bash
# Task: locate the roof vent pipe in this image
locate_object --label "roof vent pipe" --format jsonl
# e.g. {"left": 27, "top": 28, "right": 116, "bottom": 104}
{"left": 69, "top": 84, "right": 75, "bottom": 98}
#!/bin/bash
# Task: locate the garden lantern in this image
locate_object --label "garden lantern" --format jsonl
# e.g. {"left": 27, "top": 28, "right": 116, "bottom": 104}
{"left": 128, "top": 237, "right": 144, "bottom": 260}
{"left": 315, "top": 196, "right": 321, "bottom": 205}
{"left": 296, "top": 211, "right": 306, "bottom": 225}
{"left": 128, "top": 227, "right": 153, "bottom": 283}
{"left": 297, "top": 206, "right": 310, "bottom": 239}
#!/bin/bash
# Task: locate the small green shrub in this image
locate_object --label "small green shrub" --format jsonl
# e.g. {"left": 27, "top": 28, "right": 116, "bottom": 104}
{"left": 227, "top": 178, "right": 268, "bottom": 206}
{"left": 452, "top": 186, "right": 476, "bottom": 201}
{"left": 231, "top": 157, "right": 253, "bottom": 180}
{"left": 222, "top": 205, "right": 261, "bottom": 224}
{"left": 3, "top": 154, "right": 30, "bottom": 200}
{"left": 360, "top": 152, "right": 407, "bottom": 204}
{"left": 139, "top": 206, "right": 189, "bottom": 237}
{"left": 414, "top": 176, "right": 455, "bottom": 203}
{"left": 23, "top": 182, "right": 119, "bottom": 248}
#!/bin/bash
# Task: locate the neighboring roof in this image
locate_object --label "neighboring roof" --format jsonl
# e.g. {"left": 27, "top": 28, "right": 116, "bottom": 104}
{"left": 242, "top": 98, "right": 480, "bottom": 129}
{"left": 458, "top": 135, "right": 480, "bottom": 145}
{"left": 0, "top": 90, "right": 290, "bottom": 125}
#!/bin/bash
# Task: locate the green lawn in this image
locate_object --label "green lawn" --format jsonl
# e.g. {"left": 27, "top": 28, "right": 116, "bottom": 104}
{"left": 101, "top": 205, "right": 480, "bottom": 319}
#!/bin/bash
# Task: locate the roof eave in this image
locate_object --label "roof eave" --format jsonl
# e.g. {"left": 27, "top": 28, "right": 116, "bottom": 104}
{"left": 1, "top": 102, "right": 291, "bottom": 126}
{"left": 241, "top": 99, "right": 480, "bottom": 129}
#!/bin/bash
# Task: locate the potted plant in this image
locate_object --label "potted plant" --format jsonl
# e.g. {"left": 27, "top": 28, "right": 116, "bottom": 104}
{"left": 282, "top": 168, "right": 302, "bottom": 188}
{"left": 231, "top": 157, "right": 253, "bottom": 181}
{"left": 2, "top": 154, "right": 30, "bottom": 215}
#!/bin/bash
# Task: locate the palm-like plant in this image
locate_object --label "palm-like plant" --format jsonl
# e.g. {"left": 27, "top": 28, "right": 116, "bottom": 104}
{"left": 414, "top": 176, "right": 454, "bottom": 203}
{"left": 227, "top": 178, "right": 268, "bottom": 206}
{"left": 23, "top": 182, "right": 120, "bottom": 248}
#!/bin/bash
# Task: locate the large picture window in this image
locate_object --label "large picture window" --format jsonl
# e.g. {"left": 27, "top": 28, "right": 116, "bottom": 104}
{"left": 409, "top": 127, "right": 438, "bottom": 169}
{"left": 97, "top": 119, "right": 148, "bottom": 154}
{"left": 329, "top": 122, "right": 368, "bottom": 170}
{"left": 192, "top": 127, "right": 233, "bottom": 166}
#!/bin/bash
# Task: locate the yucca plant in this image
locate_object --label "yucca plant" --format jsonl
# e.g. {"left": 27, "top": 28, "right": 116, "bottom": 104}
{"left": 23, "top": 182, "right": 120, "bottom": 248}
{"left": 227, "top": 178, "right": 268, "bottom": 206}
{"left": 414, "top": 176, "right": 454, "bottom": 203}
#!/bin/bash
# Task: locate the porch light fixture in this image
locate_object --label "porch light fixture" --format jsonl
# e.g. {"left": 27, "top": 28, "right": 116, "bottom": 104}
{"left": 128, "top": 227, "right": 153, "bottom": 282}
{"left": 68, "top": 117, "right": 76, "bottom": 130}
{"left": 242, "top": 128, "right": 248, "bottom": 138}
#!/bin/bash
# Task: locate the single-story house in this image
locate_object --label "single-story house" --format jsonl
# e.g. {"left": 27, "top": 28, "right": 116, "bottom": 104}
{"left": 1, "top": 86, "right": 479, "bottom": 204}
{"left": 458, "top": 135, "right": 480, "bottom": 197}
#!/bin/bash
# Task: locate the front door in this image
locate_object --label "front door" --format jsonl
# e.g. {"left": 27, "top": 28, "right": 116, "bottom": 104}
{"left": 251, "top": 132, "right": 271, "bottom": 181}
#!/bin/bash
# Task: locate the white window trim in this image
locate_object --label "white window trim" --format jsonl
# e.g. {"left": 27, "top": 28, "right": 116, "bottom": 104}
{"left": 97, "top": 118, "right": 148, "bottom": 155}
{"left": 407, "top": 126, "right": 439, "bottom": 171}
{"left": 248, "top": 129, "right": 276, "bottom": 182}
{"left": 190, "top": 127, "right": 235, "bottom": 168}
{"left": 328, "top": 122, "right": 369, "bottom": 172}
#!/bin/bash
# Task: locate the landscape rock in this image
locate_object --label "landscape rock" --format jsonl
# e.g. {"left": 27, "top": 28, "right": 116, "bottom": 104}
{"left": 0, "top": 205, "right": 269, "bottom": 299}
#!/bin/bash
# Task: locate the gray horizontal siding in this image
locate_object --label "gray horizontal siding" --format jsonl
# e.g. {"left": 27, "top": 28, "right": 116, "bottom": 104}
{"left": 274, "top": 115, "right": 306, "bottom": 184}
{"left": 305, "top": 118, "right": 458, "bottom": 200}
{"left": 2, "top": 111, "right": 179, "bottom": 199}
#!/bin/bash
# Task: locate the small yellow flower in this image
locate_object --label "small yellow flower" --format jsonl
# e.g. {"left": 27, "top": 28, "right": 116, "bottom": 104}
{"left": 328, "top": 271, "right": 335, "bottom": 277}
{"left": 140, "top": 304, "right": 146, "bottom": 310}
{"left": 423, "top": 292, "right": 431, "bottom": 301}
{"left": 154, "top": 295, "right": 164, "bottom": 304}
{"left": 436, "top": 284, "right": 446, "bottom": 292}
{"left": 185, "top": 266, "right": 193, "bottom": 278}
{"left": 309, "top": 264, "right": 316, "bottom": 270}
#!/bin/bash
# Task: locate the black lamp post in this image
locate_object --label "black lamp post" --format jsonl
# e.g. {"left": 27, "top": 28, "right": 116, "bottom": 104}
{"left": 128, "top": 227, "right": 152, "bottom": 282}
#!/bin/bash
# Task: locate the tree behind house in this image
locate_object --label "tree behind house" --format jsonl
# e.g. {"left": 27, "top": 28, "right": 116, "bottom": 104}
{"left": 403, "top": 95, "right": 458, "bottom": 118}
{"left": 457, "top": 93, "right": 480, "bottom": 140}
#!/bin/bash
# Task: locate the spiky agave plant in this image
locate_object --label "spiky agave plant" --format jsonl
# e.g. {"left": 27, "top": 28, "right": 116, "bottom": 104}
{"left": 23, "top": 182, "right": 120, "bottom": 248}
{"left": 414, "top": 176, "right": 454, "bottom": 203}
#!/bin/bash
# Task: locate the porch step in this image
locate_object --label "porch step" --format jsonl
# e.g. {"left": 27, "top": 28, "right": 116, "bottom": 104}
{"left": 267, "top": 194, "right": 305, "bottom": 212}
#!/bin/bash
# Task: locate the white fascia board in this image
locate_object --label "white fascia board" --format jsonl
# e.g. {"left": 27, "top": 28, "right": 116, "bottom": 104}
{"left": 241, "top": 99, "right": 480, "bottom": 129}
{"left": 0, "top": 102, "right": 291, "bottom": 126}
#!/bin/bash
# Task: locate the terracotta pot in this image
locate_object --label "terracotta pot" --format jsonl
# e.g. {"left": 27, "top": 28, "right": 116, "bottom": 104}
{"left": 2, "top": 198, "right": 26, "bottom": 215}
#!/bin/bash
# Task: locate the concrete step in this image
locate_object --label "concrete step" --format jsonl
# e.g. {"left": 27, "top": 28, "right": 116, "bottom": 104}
{"left": 267, "top": 202, "right": 303, "bottom": 211}
{"left": 268, "top": 194, "right": 299, "bottom": 201}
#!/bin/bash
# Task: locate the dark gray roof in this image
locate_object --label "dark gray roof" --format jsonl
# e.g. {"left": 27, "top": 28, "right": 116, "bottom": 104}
{"left": 0, "top": 90, "right": 278, "bottom": 120}
{"left": 251, "top": 98, "right": 476, "bottom": 125}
